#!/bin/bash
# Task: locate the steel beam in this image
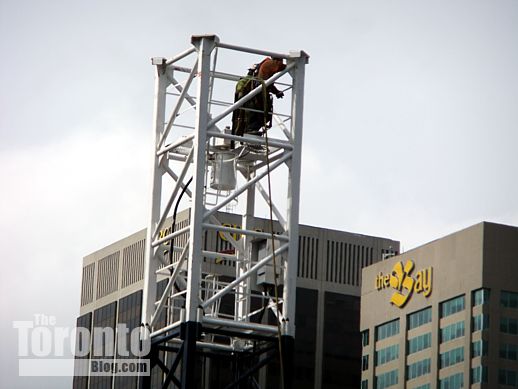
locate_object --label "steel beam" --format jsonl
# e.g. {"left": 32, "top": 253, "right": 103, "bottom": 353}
{"left": 141, "top": 60, "right": 169, "bottom": 332}
{"left": 282, "top": 52, "right": 308, "bottom": 338}
{"left": 180, "top": 34, "right": 217, "bottom": 389}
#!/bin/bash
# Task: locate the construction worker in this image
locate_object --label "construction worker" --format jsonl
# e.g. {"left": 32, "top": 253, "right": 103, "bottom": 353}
{"left": 231, "top": 57, "right": 286, "bottom": 146}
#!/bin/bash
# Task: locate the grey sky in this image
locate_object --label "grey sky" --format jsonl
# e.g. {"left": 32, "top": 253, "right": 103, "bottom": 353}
{"left": 1, "top": 0, "right": 518, "bottom": 387}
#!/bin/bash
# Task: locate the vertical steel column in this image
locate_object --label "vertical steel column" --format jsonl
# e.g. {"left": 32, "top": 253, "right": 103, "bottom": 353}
{"left": 236, "top": 168, "right": 255, "bottom": 323}
{"left": 181, "top": 35, "right": 218, "bottom": 389}
{"left": 281, "top": 50, "right": 307, "bottom": 389}
{"left": 142, "top": 59, "right": 168, "bottom": 332}
{"left": 282, "top": 52, "right": 308, "bottom": 337}
{"left": 139, "top": 58, "right": 169, "bottom": 389}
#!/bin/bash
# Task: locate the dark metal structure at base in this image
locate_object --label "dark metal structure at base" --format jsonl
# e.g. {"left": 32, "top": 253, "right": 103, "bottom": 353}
{"left": 142, "top": 323, "right": 294, "bottom": 389}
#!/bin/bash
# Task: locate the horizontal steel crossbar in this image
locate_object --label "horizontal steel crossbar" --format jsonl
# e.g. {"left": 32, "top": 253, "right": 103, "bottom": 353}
{"left": 202, "top": 316, "right": 278, "bottom": 335}
{"left": 152, "top": 225, "right": 190, "bottom": 247}
{"left": 201, "top": 243, "right": 289, "bottom": 309}
{"left": 207, "top": 62, "right": 295, "bottom": 129}
{"left": 216, "top": 42, "right": 290, "bottom": 60}
{"left": 202, "top": 223, "right": 288, "bottom": 242}
{"left": 203, "top": 152, "right": 292, "bottom": 221}
{"left": 206, "top": 130, "right": 293, "bottom": 150}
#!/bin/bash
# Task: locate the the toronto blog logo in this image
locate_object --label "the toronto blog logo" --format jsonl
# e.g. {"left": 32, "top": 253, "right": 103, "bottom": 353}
{"left": 12, "top": 313, "right": 151, "bottom": 377}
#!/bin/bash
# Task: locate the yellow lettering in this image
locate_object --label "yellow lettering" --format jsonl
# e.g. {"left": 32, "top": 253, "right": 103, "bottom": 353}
{"left": 376, "top": 273, "right": 383, "bottom": 290}
{"left": 219, "top": 224, "right": 243, "bottom": 242}
{"left": 375, "top": 260, "right": 433, "bottom": 307}
{"left": 219, "top": 223, "right": 232, "bottom": 241}
{"left": 422, "top": 267, "right": 432, "bottom": 297}
{"left": 414, "top": 271, "right": 423, "bottom": 293}
{"left": 384, "top": 275, "right": 390, "bottom": 288}
{"left": 232, "top": 224, "right": 241, "bottom": 241}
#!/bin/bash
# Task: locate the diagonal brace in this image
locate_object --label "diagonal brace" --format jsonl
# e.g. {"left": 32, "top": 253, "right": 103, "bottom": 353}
{"left": 204, "top": 152, "right": 292, "bottom": 221}
{"left": 201, "top": 243, "right": 289, "bottom": 309}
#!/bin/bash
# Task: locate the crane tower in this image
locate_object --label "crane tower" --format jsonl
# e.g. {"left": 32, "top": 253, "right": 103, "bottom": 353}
{"left": 140, "top": 34, "right": 308, "bottom": 388}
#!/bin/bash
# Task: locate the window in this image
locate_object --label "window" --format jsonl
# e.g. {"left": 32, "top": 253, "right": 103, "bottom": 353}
{"left": 472, "top": 288, "right": 490, "bottom": 307}
{"left": 501, "top": 290, "right": 518, "bottom": 308}
{"left": 408, "top": 333, "right": 431, "bottom": 355}
{"left": 500, "top": 317, "right": 518, "bottom": 335}
{"left": 407, "top": 358, "right": 431, "bottom": 380}
{"left": 362, "top": 330, "right": 370, "bottom": 347}
{"left": 500, "top": 343, "right": 518, "bottom": 360}
{"left": 472, "top": 339, "right": 488, "bottom": 358}
{"left": 440, "top": 346, "right": 464, "bottom": 369}
{"left": 361, "top": 380, "right": 368, "bottom": 389}
{"left": 321, "top": 291, "right": 358, "bottom": 387}
{"left": 440, "top": 321, "right": 465, "bottom": 343}
{"left": 499, "top": 369, "right": 518, "bottom": 386}
{"left": 408, "top": 307, "right": 432, "bottom": 330}
{"left": 90, "top": 301, "right": 118, "bottom": 389}
{"left": 472, "top": 314, "right": 489, "bottom": 332}
{"left": 73, "top": 312, "right": 92, "bottom": 389}
{"left": 376, "top": 319, "right": 400, "bottom": 341}
{"left": 439, "top": 372, "right": 464, "bottom": 389}
{"left": 440, "top": 295, "right": 465, "bottom": 318}
{"left": 414, "top": 385, "right": 431, "bottom": 389}
{"left": 471, "top": 366, "right": 487, "bottom": 384}
{"left": 362, "top": 355, "right": 369, "bottom": 371}
{"left": 375, "top": 369, "right": 398, "bottom": 389}
{"left": 376, "top": 344, "right": 399, "bottom": 366}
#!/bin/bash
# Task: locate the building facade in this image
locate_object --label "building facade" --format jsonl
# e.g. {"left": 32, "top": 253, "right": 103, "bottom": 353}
{"left": 360, "top": 221, "right": 518, "bottom": 389}
{"left": 74, "top": 210, "right": 399, "bottom": 389}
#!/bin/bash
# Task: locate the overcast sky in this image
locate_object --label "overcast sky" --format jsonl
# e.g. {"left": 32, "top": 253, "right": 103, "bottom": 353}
{"left": 1, "top": 0, "right": 518, "bottom": 387}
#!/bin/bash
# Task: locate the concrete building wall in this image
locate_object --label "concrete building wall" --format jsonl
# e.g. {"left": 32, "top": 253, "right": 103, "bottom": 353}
{"left": 360, "top": 221, "right": 518, "bottom": 389}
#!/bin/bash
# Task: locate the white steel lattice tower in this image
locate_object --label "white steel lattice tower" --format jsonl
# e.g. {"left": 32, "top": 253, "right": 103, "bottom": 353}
{"left": 140, "top": 35, "right": 308, "bottom": 389}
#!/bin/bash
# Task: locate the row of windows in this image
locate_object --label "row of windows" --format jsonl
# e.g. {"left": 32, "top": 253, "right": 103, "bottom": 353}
{"left": 370, "top": 367, "right": 485, "bottom": 387}
{"left": 501, "top": 290, "right": 518, "bottom": 308}
{"left": 375, "top": 369, "right": 398, "bottom": 389}
{"left": 472, "top": 365, "right": 488, "bottom": 384}
{"left": 439, "top": 372, "right": 463, "bottom": 389}
{"left": 472, "top": 339, "right": 488, "bottom": 358}
{"left": 439, "top": 346, "right": 464, "bottom": 369}
{"left": 408, "top": 333, "right": 431, "bottom": 355}
{"left": 407, "top": 358, "right": 431, "bottom": 380}
{"left": 499, "top": 369, "right": 518, "bottom": 386}
{"left": 362, "top": 330, "right": 369, "bottom": 347}
{"left": 376, "top": 319, "right": 400, "bottom": 341}
{"left": 408, "top": 307, "right": 432, "bottom": 330}
{"left": 440, "top": 295, "right": 465, "bottom": 318}
{"left": 500, "top": 343, "right": 518, "bottom": 360}
{"left": 372, "top": 288, "right": 518, "bottom": 346}
{"left": 440, "top": 321, "right": 464, "bottom": 343}
{"left": 362, "top": 355, "right": 369, "bottom": 371}
{"left": 473, "top": 288, "right": 490, "bottom": 307}
{"left": 501, "top": 317, "right": 518, "bottom": 334}
{"left": 473, "top": 314, "right": 489, "bottom": 332}
{"left": 376, "top": 344, "right": 399, "bottom": 366}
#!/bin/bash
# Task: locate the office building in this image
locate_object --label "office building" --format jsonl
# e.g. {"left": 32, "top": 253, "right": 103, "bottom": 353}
{"left": 360, "top": 221, "right": 518, "bottom": 389}
{"left": 74, "top": 209, "right": 399, "bottom": 388}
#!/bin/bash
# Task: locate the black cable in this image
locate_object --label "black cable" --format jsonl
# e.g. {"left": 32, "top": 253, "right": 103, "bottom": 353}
{"left": 168, "top": 176, "right": 193, "bottom": 274}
